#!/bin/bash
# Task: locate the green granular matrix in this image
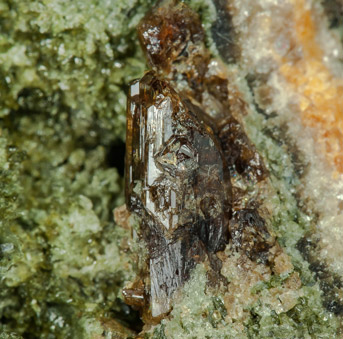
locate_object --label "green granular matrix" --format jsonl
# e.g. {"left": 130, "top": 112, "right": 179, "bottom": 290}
{"left": 0, "top": 0, "right": 156, "bottom": 337}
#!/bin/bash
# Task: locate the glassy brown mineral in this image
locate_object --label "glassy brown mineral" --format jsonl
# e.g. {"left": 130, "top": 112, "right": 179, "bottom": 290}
{"left": 125, "top": 72, "right": 231, "bottom": 317}
{"left": 137, "top": 0, "right": 266, "bottom": 184}
{"left": 124, "top": 0, "right": 275, "bottom": 323}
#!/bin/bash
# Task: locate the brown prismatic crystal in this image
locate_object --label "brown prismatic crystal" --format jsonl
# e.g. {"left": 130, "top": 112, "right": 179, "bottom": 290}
{"left": 137, "top": 0, "right": 266, "bottom": 184}
{"left": 124, "top": 0, "right": 274, "bottom": 323}
{"left": 125, "top": 72, "right": 231, "bottom": 318}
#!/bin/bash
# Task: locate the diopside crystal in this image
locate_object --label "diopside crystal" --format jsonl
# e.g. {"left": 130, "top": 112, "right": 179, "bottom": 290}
{"left": 125, "top": 72, "right": 231, "bottom": 317}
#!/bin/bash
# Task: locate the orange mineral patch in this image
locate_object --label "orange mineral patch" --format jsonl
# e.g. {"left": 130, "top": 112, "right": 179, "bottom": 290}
{"left": 279, "top": 0, "right": 343, "bottom": 173}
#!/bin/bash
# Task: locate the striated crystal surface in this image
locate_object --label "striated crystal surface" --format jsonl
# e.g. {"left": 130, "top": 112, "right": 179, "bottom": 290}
{"left": 125, "top": 72, "right": 231, "bottom": 317}
{"left": 125, "top": 0, "right": 273, "bottom": 322}
{"left": 137, "top": 0, "right": 266, "bottom": 184}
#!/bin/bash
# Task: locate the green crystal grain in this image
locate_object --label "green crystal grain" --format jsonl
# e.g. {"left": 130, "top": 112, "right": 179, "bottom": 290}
{"left": 0, "top": 0, "right": 156, "bottom": 336}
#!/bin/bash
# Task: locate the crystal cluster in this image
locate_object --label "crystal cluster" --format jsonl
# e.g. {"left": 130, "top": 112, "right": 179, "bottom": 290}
{"left": 125, "top": 0, "right": 274, "bottom": 320}
{"left": 125, "top": 72, "right": 231, "bottom": 317}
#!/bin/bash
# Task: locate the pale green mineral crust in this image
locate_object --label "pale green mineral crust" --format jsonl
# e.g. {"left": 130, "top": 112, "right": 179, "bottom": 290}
{"left": 0, "top": 0, "right": 156, "bottom": 337}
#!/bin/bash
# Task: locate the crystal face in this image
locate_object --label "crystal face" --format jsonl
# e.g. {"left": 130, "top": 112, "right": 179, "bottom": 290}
{"left": 125, "top": 72, "right": 231, "bottom": 317}
{"left": 137, "top": 0, "right": 266, "bottom": 185}
{"left": 137, "top": 0, "right": 206, "bottom": 75}
{"left": 124, "top": 0, "right": 273, "bottom": 321}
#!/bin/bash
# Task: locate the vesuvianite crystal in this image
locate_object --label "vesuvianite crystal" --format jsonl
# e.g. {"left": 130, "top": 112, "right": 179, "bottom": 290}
{"left": 124, "top": 0, "right": 274, "bottom": 323}
{"left": 125, "top": 71, "right": 231, "bottom": 318}
{"left": 137, "top": 0, "right": 266, "bottom": 185}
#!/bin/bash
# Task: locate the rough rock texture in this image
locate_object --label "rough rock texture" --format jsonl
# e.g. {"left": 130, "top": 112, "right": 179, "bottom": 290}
{"left": 0, "top": 0, "right": 156, "bottom": 337}
{"left": 123, "top": 0, "right": 343, "bottom": 338}
{"left": 2, "top": 0, "right": 343, "bottom": 338}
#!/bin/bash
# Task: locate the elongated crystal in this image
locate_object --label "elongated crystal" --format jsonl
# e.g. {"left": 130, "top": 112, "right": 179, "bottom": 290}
{"left": 125, "top": 72, "right": 231, "bottom": 317}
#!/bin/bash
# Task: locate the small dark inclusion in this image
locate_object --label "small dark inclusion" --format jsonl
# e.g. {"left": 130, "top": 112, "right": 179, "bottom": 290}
{"left": 124, "top": 0, "right": 271, "bottom": 320}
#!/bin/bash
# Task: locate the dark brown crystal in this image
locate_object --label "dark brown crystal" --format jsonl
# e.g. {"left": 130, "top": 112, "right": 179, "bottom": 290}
{"left": 124, "top": 0, "right": 273, "bottom": 321}
{"left": 125, "top": 72, "right": 231, "bottom": 317}
{"left": 122, "top": 279, "right": 146, "bottom": 309}
{"left": 217, "top": 116, "right": 266, "bottom": 182}
{"left": 137, "top": 0, "right": 266, "bottom": 184}
{"left": 137, "top": 0, "right": 207, "bottom": 76}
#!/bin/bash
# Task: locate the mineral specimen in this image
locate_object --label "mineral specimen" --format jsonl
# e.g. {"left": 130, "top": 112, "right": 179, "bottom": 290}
{"left": 124, "top": 0, "right": 275, "bottom": 322}
{"left": 2, "top": 0, "right": 343, "bottom": 337}
{"left": 125, "top": 71, "right": 231, "bottom": 318}
{"left": 137, "top": 0, "right": 266, "bottom": 184}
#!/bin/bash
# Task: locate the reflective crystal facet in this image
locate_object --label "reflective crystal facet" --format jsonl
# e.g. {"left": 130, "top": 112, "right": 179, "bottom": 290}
{"left": 124, "top": 0, "right": 273, "bottom": 321}
{"left": 125, "top": 72, "right": 231, "bottom": 317}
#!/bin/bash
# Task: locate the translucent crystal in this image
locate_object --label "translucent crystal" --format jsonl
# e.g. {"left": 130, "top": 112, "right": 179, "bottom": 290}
{"left": 125, "top": 72, "right": 231, "bottom": 317}
{"left": 125, "top": 0, "right": 270, "bottom": 321}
